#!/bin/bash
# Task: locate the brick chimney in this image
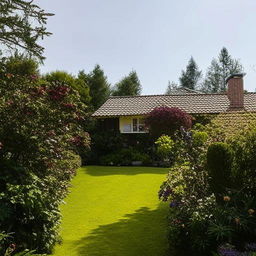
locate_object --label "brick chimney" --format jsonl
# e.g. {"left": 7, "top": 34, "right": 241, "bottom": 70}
{"left": 226, "top": 73, "right": 245, "bottom": 110}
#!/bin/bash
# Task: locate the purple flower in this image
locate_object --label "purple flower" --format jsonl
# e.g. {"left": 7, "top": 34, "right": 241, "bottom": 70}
{"left": 169, "top": 201, "right": 178, "bottom": 208}
{"left": 245, "top": 242, "right": 256, "bottom": 252}
{"left": 218, "top": 245, "right": 241, "bottom": 256}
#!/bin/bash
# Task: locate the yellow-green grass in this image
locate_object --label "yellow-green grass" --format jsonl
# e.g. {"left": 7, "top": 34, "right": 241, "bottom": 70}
{"left": 52, "top": 166, "right": 169, "bottom": 256}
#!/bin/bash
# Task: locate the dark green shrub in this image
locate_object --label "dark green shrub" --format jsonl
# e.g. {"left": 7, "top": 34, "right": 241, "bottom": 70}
{"left": 99, "top": 148, "right": 151, "bottom": 166}
{"left": 207, "top": 142, "right": 233, "bottom": 198}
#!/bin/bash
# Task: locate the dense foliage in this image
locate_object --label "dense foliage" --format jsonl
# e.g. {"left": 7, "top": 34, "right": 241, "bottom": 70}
{"left": 112, "top": 71, "right": 141, "bottom": 96}
{"left": 159, "top": 114, "right": 256, "bottom": 256}
{"left": 145, "top": 107, "right": 192, "bottom": 138}
{"left": 44, "top": 71, "right": 91, "bottom": 106}
{"left": 0, "top": 58, "right": 90, "bottom": 253}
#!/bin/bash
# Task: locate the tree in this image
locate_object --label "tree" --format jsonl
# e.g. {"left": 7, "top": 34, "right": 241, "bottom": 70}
{"left": 165, "top": 81, "right": 179, "bottom": 95}
{"left": 0, "top": 0, "right": 53, "bottom": 60}
{"left": 179, "top": 57, "right": 202, "bottom": 90}
{"left": 0, "top": 58, "right": 90, "bottom": 252}
{"left": 43, "top": 71, "right": 91, "bottom": 106}
{"left": 85, "top": 65, "right": 110, "bottom": 110}
{"left": 112, "top": 71, "right": 142, "bottom": 96}
{"left": 203, "top": 47, "right": 243, "bottom": 92}
{"left": 0, "top": 52, "right": 39, "bottom": 76}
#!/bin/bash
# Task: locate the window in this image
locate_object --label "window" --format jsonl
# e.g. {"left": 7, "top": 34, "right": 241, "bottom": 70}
{"left": 133, "top": 119, "right": 138, "bottom": 132}
{"left": 123, "top": 123, "right": 132, "bottom": 132}
{"left": 120, "top": 117, "right": 147, "bottom": 133}
{"left": 131, "top": 118, "right": 146, "bottom": 133}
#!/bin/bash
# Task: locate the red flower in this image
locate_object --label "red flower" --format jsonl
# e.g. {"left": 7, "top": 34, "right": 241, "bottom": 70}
{"left": 48, "top": 86, "right": 70, "bottom": 101}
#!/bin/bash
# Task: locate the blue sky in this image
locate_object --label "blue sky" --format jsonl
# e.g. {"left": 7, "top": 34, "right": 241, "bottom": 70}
{"left": 38, "top": 0, "right": 256, "bottom": 94}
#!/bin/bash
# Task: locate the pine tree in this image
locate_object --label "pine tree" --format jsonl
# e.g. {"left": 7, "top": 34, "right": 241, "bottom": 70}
{"left": 112, "top": 71, "right": 142, "bottom": 96}
{"left": 165, "top": 81, "right": 179, "bottom": 95}
{"left": 203, "top": 47, "right": 243, "bottom": 92}
{"left": 179, "top": 57, "right": 202, "bottom": 90}
{"left": 0, "top": 0, "right": 53, "bottom": 60}
{"left": 86, "top": 65, "right": 111, "bottom": 110}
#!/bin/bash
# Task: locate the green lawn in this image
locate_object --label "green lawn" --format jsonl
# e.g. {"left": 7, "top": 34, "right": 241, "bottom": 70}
{"left": 52, "top": 166, "right": 169, "bottom": 256}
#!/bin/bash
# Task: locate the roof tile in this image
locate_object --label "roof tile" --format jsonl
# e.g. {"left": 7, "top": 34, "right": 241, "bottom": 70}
{"left": 92, "top": 93, "right": 256, "bottom": 117}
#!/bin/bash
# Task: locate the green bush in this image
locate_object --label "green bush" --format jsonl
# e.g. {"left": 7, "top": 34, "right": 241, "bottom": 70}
{"left": 155, "top": 135, "right": 174, "bottom": 161}
{"left": 160, "top": 117, "right": 256, "bottom": 255}
{"left": 207, "top": 142, "right": 233, "bottom": 198}
{"left": 99, "top": 148, "right": 151, "bottom": 166}
{"left": 192, "top": 131, "right": 208, "bottom": 147}
{"left": 0, "top": 57, "right": 90, "bottom": 253}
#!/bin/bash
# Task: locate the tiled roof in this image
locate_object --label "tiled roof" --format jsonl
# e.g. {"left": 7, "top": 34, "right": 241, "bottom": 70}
{"left": 92, "top": 93, "right": 256, "bottom": 117}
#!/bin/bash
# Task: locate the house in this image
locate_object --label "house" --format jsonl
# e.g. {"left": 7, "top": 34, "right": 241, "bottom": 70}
{"left": 92, "top": 74, "right": 256, "bottom": 133}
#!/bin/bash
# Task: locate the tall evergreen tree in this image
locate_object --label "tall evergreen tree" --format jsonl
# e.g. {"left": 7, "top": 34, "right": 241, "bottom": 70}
{"left": 203, "top": 47, "right": 243, "bottom": 92}
{"left": 179, "top": 57, "right": 202, "bottom": 90}
{"left": 165, "top": 81, "right": 179, "bottom": 95}
{"left": 0, "top": 0, "right": 53, "bottom": 60}
{"left": 112, "top": 71, "right": 141, "bottom": 96}
{"left": 85, "top": 65, "right": 110, "bottom": 110}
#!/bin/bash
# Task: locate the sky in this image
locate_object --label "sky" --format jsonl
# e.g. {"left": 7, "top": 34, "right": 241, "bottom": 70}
{"left": 37, "top": 0, "right": 256, "bottom": 94}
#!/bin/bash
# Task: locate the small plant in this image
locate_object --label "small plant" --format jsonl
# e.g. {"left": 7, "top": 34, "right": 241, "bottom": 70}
{"left": 155, "top": 135, "right": 174, "bottom": 164}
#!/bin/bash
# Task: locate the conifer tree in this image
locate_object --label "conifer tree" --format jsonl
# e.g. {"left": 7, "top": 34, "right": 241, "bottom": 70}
{"left": 165, "top": 81, "right": 179, "bottom": 95}
{"left": 203, "top": 47, "right": 243, "bottom": 92}
{"left": 85, "top": 65, "right": 111, "bottom": 110}
{"left": 179, "top": 57, "right": 202, "bottom": 90}
{"left": 0, "top": 0, "right": 53, "bottom": 60}
{"left": 112, "top": 71, "right": 141, "bottom": 96}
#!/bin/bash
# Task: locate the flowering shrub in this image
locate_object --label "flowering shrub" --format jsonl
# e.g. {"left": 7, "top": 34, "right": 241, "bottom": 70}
{"left": 0, "top": 60, "right": 90, "bottom": 253}
{"left": 159, "top": 117, "right": 256, "bottom": 255}
{"left": 145, "top": 106, "right": 192, "bottom": 137}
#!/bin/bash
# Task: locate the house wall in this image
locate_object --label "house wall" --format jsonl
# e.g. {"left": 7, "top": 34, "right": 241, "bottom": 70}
{"left": 97, "top": 118, "right": 119, "bottom": 132}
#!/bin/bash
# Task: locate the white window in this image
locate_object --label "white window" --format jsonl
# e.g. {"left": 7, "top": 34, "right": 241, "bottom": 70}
{"left": 133, "top": 118, "right": 146, "bottom": 132}
{"left": 121, "top": 117, "right": 147, "bottom": 133}
{"left": 123, "top": 123, "right": 132, "bottom": 132}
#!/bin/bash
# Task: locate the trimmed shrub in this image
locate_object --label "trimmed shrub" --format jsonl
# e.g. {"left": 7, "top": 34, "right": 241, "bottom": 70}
{"left": 192, "top": 131, "right": 208, "bottom": 147}
{"left": 145, "top": 106, "right": 192, "bottom": 138}
{"left": 207, "top": 142, "right": 233, "bottom": 198}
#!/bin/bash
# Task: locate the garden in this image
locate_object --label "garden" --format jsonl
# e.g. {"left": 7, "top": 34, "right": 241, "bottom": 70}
{"left": 0, "top": 1, "right": 256, "bottom": 256}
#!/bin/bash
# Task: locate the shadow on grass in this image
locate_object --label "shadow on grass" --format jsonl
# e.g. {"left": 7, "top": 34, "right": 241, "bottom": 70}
{"left": 72, "top": 205, "right": 171, "bottom": 256}
{"left": 83, "top": 165, "right": 169, "bottom": 176}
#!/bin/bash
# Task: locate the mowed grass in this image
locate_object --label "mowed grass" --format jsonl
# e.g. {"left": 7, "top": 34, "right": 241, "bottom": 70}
{"left": 52, "top": 166, "right": 169, "bottom": 256}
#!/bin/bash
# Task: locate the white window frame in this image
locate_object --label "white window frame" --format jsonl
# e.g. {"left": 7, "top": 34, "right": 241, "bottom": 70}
{"left": 121, "top": 118, "right": 148, "bottom": 134}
